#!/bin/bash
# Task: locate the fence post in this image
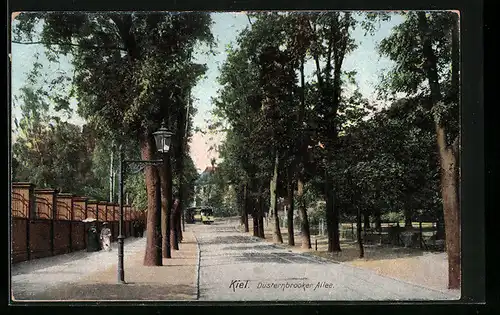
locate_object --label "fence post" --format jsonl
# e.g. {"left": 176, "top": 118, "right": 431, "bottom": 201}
{"left": 98, "top": 201, "right": 107, "bottom": 232}
{"left": 12, "top": 182, "right": 36, "bottom": 262}
{"left": 72, "top": 196, "right": 88, "bottom": 249}
{"left": 57, "top": 193, "right": 74, "bottom": 254}
{"left": 34, "top": 188, "right": 58, "bottom": 257}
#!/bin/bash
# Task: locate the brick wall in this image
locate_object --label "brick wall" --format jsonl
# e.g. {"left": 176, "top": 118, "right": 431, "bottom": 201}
{"left": 11, "top": 182, "right": 143, "bottom": 264}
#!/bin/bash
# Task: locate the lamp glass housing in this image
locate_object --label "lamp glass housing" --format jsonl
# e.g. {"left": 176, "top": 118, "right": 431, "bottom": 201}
{"left": 153, "top": 126, "right": 173, "bottom": 154}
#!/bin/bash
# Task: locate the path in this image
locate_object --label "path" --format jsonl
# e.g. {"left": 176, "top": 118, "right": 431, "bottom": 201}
{"left": 194, "top": 218, "right": 459, "bottom": 301}
{"left": 11, "top": 230, "right": 198, "bottom": 301}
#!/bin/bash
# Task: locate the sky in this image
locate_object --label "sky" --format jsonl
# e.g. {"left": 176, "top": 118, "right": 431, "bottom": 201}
{"left": 10, "top": 12, "right": 403, "bottom": 172}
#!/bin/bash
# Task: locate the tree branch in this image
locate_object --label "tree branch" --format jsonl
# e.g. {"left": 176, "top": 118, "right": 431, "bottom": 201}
{"left": 12, "top": 40, "right": 127, "bottom": 51}
{"left": 306, "top": 19, "right": 324, "bottom": 91}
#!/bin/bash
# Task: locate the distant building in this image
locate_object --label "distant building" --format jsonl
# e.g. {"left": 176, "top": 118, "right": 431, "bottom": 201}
{"left": 194, "top": 165, "right": 217, "bottom": 207}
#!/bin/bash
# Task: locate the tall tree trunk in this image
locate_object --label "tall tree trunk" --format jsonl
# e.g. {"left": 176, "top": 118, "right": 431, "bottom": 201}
{"left": 238, "top": 184, "right": 244, "bottom": 226}
{"left": 142, "top": 136, "right": 162, "bottom": 266}
{"left": 286, "top": 173, "right": 295, "bottom": 246}
{"left": 179, "top": 186, "right": 184, "bottom": 240}
{"left": 374, "top": 208, "right": 382, "bottom": 231}
{"left": 271, "top": 154, "right": 283, "bottom": 243}
{"left": 252, "top": 213, "right": 258, "bottom": 236}
{"left": 109, "top": 149, "right": 114, "bottom": 202}
{"left": 363, "top": 211, "right": 370, "bottom": 234}
{"left": 243, "top": 183, "right": 249, "bottom": 232}
{"left": 175, "top": 164, "right": 185, "bottom": 245}
{"left": 326, "top": 178, "right": 341, "bottom": 252}
{"left": 404, "top": 210, "right": 413, "bottom": 227}
{"left": 258, "top": 210, "right": 265, "bottom": 239}
{"left": 160, "top": 155, "right": 172, "bottom": 258}
{"left": 177, "top": 205, "right": 183, "bottom": 242}
{"left": 171, "top": 207, "right": 179, "bottom": 250}
{"left": 260, "top": 192, "right": 266, "bottom": 238}
{"left": 180, "top": 87, "right": 191, "bottom": 237}
{"left": 418, "top": 12, "right": 461, "bottom": 289}
{"left": 252, "top": 196, "right": 259, "bottom": 237}
{"left": 175, "top": 91, "right": 188, "bottom": 245}
{"left": 296, "top": 56, "right": 311, "bottom": 250}
{"left": 297, "top": 177, "right": 311, "bottom": 249}
{"left": 404, "top": 193, "right": 413, "bottom": 227}
{"left": 255, "top": 191, "right": 265, "bottom": 239}
{"left": 356, "top": 207, "right": 364, "bottom": 259}
{"left": 438, "top": 126, "right": 460, "bottom": 289}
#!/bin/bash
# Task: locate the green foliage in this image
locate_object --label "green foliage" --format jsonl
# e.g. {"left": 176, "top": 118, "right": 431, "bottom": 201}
{"left": 13, "top": 12, "right": 214, "bottom": 215}
{"left": 377, "top": 11, "right": 459, "bottom": 140}
{"left": 13, "top": 11, "right": 213, "bottom": 149}
{"left": 12, "top": 86, "right": 98, "bottom": 196}
{"left": 125, "top": 172, "right": 147, "bottom": 210}
{"left": 323, "top": 97, "right": 441, "bottom": 221}
{"left": 380, "top": 211, "right": 404, "bottom": 223}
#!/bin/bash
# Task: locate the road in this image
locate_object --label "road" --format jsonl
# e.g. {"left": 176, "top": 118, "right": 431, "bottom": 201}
{"left": 194, "top": 218, "right": 459, "bottom": 301}
{"left": 10, "top": 218, "right": 459, "bottom": 302}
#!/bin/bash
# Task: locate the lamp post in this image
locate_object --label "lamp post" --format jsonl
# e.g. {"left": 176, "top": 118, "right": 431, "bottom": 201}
{"left": 153, "top": 123, "right": 174, "bottom": 257}
{"left": 117, "top": 123, "right": 173, "bottom": 284}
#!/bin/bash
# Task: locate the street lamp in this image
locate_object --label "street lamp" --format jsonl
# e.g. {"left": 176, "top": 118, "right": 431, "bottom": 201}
{"left": 117, "top": 123, "right": 173, "bottom": 284}
{"left": 153, "top": 124, "right": 174, "bottom": 154}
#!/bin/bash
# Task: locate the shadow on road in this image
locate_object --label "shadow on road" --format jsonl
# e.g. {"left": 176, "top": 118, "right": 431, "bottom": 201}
{"left": 12, "top": 283, "right": 195, "bottom": 301}
{"left": 233, "top": 251, "right": 326, "bottom": 265}
{"left": 198, "top": 235, "right": 256, "bottom": 245}
{"left": 222, "top": 244, "right": 278, "bottom": 251}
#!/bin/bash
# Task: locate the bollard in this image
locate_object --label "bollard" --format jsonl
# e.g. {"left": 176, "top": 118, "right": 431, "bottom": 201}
{"left": 315, "top": 238, "right": 318, "bottom": 251}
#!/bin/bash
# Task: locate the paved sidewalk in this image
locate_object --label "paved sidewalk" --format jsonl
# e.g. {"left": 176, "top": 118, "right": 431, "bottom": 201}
{"left": 237, "top": 217, "right": 459, "bottom": 296}
{"left": 196, "top": 219, "right": 458, "bottom": 301}
{"left": 11, "top": 229, "right": 199, "bottom": 301}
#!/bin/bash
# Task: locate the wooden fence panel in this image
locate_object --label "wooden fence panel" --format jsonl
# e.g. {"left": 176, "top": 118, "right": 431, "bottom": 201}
{"left": 11, "top": 189, "right": 31, "bottom": 262}
{"left": 29, "top": 219, "right": 52, "bottom": 259}
{"left": 113, "top": 205, "right": 119, "bottom": 221}
{"left": 53, "top": 221, "right": 72, "bottom": 255}
{"left": 56, "top": 196, "right": 73, "bottom": 221}
{"left": 86, "top": 201, "right": 98, "bottom": 220}
{"left": 34, "top": 196, "right": 53, "bottom": 220}
{"left": 11, "top": 218, "right": 28, "bottom": 263}
{"left": 71, "top": 222, "right": 86, "bottom": 250}
{"left": 73, "top": 198, "right": 87, "bottom": 221}
{"left": 98, "top": 202, "right": 106, "bottom": 222}
{"left": 112, "top": 222, "right": 119, "bottom": 240}
{"left": 12, "top": 192, "right": 30, "bottom": 218}
{"left": 106, "top": 203, "right": 114, "bottom": 223}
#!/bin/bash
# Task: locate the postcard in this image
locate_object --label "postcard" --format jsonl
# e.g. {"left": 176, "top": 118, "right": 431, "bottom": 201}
{"left": 9, "top": 10, "right": 470, "bottom": 303}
